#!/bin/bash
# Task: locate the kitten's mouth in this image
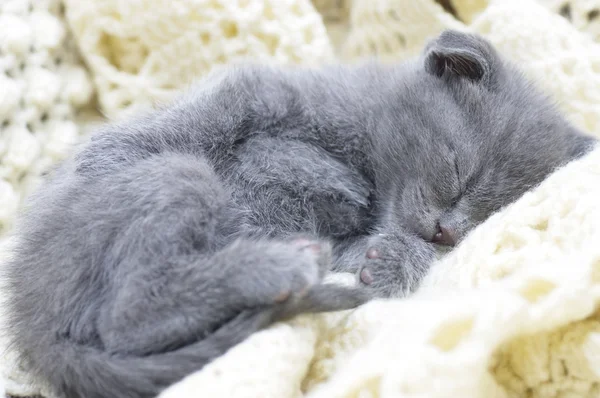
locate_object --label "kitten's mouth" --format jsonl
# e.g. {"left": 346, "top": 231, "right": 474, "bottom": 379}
{"left": 434, "top": 244, "right": 453, "bottom": 260}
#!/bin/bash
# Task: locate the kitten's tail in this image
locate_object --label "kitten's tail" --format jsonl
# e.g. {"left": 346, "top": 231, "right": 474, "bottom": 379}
{"left": 38, "top": 308, "right": 274, "bottom": 398}
{"left": 37, "top": 285, "right": 370, "bottom": 398}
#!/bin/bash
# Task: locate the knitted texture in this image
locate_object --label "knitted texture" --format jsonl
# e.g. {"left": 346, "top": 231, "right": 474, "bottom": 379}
{"left": 0, "top": 0, "right": 95, "bottom": 237}
{"left": 339, "top": 0, "right": 465, "bottom": 61}
{"left": 2, "top": 0, "right": 600, "bottom": 397}
{"left": 538, "top": 0, "right": 600, "bottom": 42}
{"left": 62, "top": 0, "right": 335, "bottom": 119}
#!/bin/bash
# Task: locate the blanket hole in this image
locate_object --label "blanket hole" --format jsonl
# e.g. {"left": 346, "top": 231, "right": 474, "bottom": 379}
{"left": 559, "top": 3, "right": 572, "bottom": 20}
{"left": 97, "top": 32, "right": 149, "bottom": 75}
{"left": 220, "top": 21, "right": 239, "bottom": 38}
{"left": 430, "top": 317, "right": 474, "bottom": 352}
{"left": 532, "top": 218, "right": 548, "bottom": 231}
{"left": 519, "top": 279, "right": 556, "bottom": 303}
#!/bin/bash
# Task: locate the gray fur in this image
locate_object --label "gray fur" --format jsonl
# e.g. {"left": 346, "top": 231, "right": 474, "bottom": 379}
{"left": 3, "top": 31, "right": 595, "bottom": 398}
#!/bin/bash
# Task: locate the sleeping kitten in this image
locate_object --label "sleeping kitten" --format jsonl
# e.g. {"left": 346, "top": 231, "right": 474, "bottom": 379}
{"left": 3, "top": 31, "right": 595, "bottom": 398}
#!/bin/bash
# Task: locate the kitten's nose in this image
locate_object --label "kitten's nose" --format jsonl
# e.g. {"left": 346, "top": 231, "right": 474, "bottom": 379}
{"left": 432, "top": 225, "right": 457, "bottom": 246}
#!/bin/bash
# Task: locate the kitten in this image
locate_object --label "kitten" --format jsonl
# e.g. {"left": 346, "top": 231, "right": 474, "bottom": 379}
{"left": 3, "top": 31, "right": 595, "bottom": 398}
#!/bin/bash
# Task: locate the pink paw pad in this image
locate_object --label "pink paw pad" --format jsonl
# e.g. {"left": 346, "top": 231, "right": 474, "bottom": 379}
{"left": 366, "top": 247, "right": 379, "bottom": 259}
{"left": 359, "top": 267, "right": 374, "bottom": 285}
{"left": 274, "top": 290, "right": 291, "bottom": 303}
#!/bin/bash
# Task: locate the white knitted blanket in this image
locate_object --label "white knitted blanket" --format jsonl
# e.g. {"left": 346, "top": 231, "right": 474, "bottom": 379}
{"left": 2, "top": 0, "right": 600, "bottom": 397}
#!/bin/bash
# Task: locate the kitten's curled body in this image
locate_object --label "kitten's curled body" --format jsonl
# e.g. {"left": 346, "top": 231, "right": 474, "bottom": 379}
{"left": 4, "top": 31, "right": 596, "bottom": 398}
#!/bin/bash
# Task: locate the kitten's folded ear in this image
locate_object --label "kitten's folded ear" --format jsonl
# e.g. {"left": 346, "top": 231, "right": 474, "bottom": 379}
{"left": 423, "top": 30, "right": 499, "bottom": 86}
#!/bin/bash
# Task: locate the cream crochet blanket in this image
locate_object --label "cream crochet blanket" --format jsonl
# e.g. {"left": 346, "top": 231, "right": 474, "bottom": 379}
{"left": 2, "top": 0, "right": 600, "bottom": 397}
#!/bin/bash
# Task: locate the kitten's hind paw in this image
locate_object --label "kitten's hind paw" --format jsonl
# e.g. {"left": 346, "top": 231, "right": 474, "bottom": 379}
{"left": 218, "top": 235, "right": 371, "bottom": 319}
{"left": 269, "top": 235, "right": 373, "bottom": 319}
{"left": 219, "top": 236, "right": 331, "bottom": 308}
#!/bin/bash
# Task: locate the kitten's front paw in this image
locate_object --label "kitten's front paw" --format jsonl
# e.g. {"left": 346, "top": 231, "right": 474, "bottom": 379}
{"left": 356, "top": 233, "right": 435, "bottom": 298}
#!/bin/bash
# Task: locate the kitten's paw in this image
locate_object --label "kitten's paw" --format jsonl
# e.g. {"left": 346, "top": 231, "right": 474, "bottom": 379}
{"left": 221, "top": 236, "right": 332, "bottom": 308}
{"left": 356, "top": 233, "right": 435, "bottom": 298}
{"left": 270, "top": 235, "right": 332, "bottom": 303}
{"left": 258, "top": 235, "right": 373, "bottom": 318}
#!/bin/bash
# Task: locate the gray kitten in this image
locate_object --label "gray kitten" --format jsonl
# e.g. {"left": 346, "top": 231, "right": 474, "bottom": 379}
{"left": 3, "top": 31, "right": 595, "bottom": 398}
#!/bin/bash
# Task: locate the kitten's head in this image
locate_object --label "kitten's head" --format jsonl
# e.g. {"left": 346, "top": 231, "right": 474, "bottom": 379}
{"left": 375, "top": 30, "right": 596, "bottom": 249}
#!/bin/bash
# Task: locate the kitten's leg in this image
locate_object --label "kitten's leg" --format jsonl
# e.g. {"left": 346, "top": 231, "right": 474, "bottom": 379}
{"left": 92, "top": 153, "right": 369, "bottom": 357}
{"left": 224, "top": 137, "right": 373, "bottom": 240}
{"left": 99, "top": 236, "right": 355, "bottom": 356}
